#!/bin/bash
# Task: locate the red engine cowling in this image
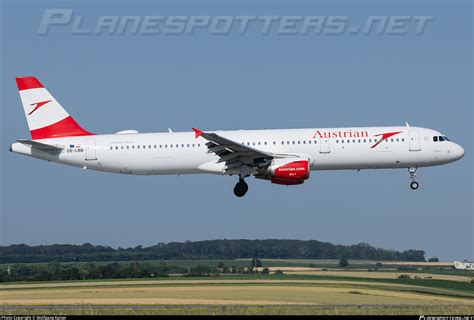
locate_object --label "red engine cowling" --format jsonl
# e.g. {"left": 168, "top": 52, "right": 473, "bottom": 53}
{"left": 269, "top": 159, "right": 310, "bottom": 185}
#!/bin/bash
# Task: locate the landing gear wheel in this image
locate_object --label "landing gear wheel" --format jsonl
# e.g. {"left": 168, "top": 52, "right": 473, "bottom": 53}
{"left": 234, "top": 180, "right": 248, "bottom": 197}
{"left": 408, "top": 167, "right": 419, "bottom": 190}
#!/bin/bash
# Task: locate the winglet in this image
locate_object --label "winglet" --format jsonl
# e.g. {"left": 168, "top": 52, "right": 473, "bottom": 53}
{"left": 192, "top": 128, "right": 204, "bottom": 138}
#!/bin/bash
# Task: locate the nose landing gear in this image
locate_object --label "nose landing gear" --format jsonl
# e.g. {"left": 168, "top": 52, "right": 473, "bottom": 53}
{"left": 234, "top": 177, "right": 249, "bottom": 197}
{"left": 410, "top": 181, "right": 419, "bottom": 190}
{"left": 408, "top": 167, "right": 419, "bottom": 190}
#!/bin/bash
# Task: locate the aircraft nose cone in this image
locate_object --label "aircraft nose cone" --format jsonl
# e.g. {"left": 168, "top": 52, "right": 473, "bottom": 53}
{"left": 452, "top": 144, "right": 465, "bottom": 160}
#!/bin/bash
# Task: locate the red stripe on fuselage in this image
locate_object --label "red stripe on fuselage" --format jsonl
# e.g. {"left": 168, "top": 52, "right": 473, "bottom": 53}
{"left": 30, "top": 116, "right": 94, "bottom": 140}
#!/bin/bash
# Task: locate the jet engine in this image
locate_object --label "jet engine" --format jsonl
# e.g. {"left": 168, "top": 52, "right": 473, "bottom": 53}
{"left": 264, "top": 158, "right": 310, "bottom": 185}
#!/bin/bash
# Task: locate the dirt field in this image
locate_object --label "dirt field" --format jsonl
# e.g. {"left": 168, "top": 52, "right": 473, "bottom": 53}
{"left": 280, "top": 269, "right": 472, "bottom": 282}
{"left": 1, "top": 304, "right": 473, "bottom": 316}
{"left": 1, "top": 261, "right": 472, "bottom": 315}
{"left": 258, "top": 259, "right": 454, "bottom": 267}
{"left": 1, "top": 278, "right": 473, "bottom": 307}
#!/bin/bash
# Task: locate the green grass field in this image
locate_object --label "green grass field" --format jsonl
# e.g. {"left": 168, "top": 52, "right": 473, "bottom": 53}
{"left": 1, "top": 260, "right": 472, "bottom": 315}
{"left": 0, "top": 257, "right": 455, "bottom": 269}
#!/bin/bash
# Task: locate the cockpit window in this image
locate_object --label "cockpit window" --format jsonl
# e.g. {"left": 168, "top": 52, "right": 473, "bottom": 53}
{"left": 435, "top": 136, "right": 450, "bottom": 142}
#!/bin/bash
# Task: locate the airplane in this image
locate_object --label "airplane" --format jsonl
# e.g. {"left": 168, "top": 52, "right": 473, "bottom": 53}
{"left": 10, "top": 76, "right": 465, "bottom": 197}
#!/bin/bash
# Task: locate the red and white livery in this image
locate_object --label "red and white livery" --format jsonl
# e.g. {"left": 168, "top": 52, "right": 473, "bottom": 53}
{"left": 10, "top": 76, "right": 465, "bottom": 197}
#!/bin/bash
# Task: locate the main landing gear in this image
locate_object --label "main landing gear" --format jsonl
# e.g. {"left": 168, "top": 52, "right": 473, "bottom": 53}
{"left": 408, "top": 167, "right": 419, "bottom": 190}
{"left": 234, "top": 177, "right": 249, "bottom": 197}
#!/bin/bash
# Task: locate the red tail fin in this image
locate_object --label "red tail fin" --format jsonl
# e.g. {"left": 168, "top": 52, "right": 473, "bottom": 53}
{"left": 16, "top": 76, "right": 93, "bottom": 140}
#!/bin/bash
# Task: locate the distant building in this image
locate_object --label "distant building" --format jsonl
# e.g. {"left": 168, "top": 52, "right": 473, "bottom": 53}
{"left": 454, "top": 261, "right": 474, "bottom": 270}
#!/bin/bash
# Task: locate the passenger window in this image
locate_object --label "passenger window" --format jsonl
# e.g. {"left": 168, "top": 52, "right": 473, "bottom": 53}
{"left": 363, "top": 139, "right": 366, "bottom": 143}
{"left": 303, "top": 141, "right": 306, "bottom": 144}
{"left": 132, "top": 146, "right": 135, "bottom": 149}
{"left": 341, "top": 140, "right": 344, "bottom": 143}
{"left": 192, "top": 144, "right": 195, "bottom": 147}
{"left": 187, "top": 144, "right": 190, "bottom": 147}
{"left": 170, "top": 144, "right": 173, "bottom": 148}
{"left": 181, "top": 144, "right": 184, "bottom": 147}
{"left": 110, "top": 146, "right": 113, "bottom": 150}
{"left": 126, "top": 146, "right": 129, "bottom": 149}
{"left": 314, "top": 140, "right": 317, "bottom": 144}
{"left": 287, "top": 141, "right": 290, "bottom": 145}
{"left": 121, "top": 146, "right": 124, "bottom": 149}
{"left": 336, "top": 140, "right": 339, "bottom": 143}
{"left": 273, "top": 141, "right": 276, "bottom": 145}
{"left": 159, "top": 145, "right": 162, "bottom": 148}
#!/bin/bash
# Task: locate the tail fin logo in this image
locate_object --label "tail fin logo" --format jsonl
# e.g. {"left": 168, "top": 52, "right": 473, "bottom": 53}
{"left": 28, "top": 100, "right": 52, "bottom": 115}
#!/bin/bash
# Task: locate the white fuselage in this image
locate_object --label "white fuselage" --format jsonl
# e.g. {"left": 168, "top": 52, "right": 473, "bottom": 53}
{"left": 11, "top": 126, "right": 465, "bottom": 176}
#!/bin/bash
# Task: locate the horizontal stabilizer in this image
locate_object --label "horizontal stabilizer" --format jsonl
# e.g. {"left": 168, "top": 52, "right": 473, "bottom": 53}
{"left": 17, "top": 139, "right": 63, "bottom": 151}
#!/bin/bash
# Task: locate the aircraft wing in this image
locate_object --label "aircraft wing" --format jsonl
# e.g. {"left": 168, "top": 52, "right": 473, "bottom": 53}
{"left": 17, "top": 139, "right": 64, "bottom": 151}
{"left": 192, "top": 128, "right": 296, "bottom": 175}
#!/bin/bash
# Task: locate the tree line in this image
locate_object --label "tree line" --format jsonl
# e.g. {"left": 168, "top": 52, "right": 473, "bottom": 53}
{"left": 0, "top": 239, "right": 426, "bottom": 263}
{"left": 0, "top": 260, "right": 273, "bottom": 282}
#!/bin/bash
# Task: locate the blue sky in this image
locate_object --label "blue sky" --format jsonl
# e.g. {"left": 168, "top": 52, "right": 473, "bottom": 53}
{"left": 0, "top": 0, "right": 472, "bottom": 260}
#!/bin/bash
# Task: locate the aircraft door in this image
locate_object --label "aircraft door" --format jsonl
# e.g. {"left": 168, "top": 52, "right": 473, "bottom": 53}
{"left": 409, "top": 131, "right": 421, "bottom": 151}
{"left": 319, "top": 137, "right": 330, "bottom": 153}
{"left": 85, "top": 138, "right": 97, "bottom": 160}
